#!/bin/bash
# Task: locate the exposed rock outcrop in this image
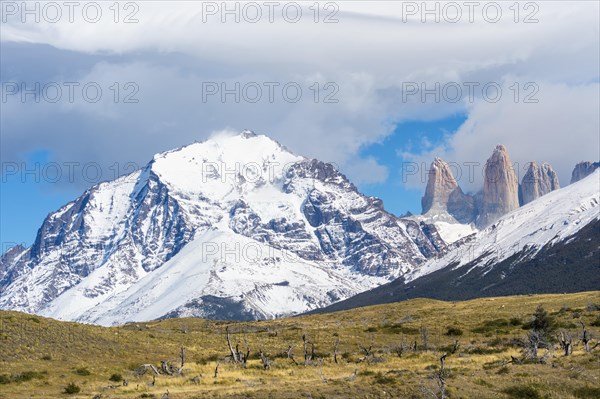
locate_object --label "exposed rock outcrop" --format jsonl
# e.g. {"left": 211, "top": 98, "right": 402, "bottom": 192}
{"left": 421, "top": 158, "right": 475, "bottom": 224}
{"left": 519, "top": 161, "right": 560, "bottom": 205}
{"left": 421, "top": 158, "right": 459, "bottom": 214}
{"left": 570, "top": 161, "right": 600, "bottom": 184}
{"left": 477, "top": 145, "right": 519, "bottom": 228}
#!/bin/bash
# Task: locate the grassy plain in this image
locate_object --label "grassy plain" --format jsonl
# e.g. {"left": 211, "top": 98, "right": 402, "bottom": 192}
{"left": 1, "top": 291, "right": 599, "bottom": 398}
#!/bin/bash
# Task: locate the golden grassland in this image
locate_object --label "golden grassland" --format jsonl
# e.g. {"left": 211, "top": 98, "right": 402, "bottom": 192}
{"left": 1, "top": 291, "right": 599, "bottom": 399}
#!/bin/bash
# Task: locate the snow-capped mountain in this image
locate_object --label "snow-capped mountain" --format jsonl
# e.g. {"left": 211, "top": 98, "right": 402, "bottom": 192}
{"left": 0, "top": 131, "right": 445, "bottom": 325}
{"left": 409, "top": 169, "right": 599, "bottom": 281}
{"left": 314, "top": 170, "right": 600, "bottom": 313}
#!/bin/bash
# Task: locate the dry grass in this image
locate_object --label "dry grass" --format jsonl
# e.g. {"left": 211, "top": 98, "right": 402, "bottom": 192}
{"left": 0, "top": 291, "right": 599, "bottom": 398}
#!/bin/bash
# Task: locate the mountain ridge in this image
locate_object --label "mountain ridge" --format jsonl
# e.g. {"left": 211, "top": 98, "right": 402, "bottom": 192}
{"left": 312, "top": 169, "right": 600, "bottom": 314}
{"left": 0, "top": 131, "right": 445, "bottom": 325}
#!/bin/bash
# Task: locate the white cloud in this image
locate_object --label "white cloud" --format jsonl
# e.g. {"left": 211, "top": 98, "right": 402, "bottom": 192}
{"left": 401, "top": 81, "right": 600, "bottom": 192}
{"left": 1, "top": 1, "right": 598, "bottom": 188}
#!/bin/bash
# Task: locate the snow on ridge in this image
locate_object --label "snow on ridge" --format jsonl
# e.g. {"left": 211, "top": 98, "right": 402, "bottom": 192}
{"left": 409, "top": 169, "right": 600, "bottom": 282}
{"left": 2, "top": 130, "right": 445, "bottom": 324}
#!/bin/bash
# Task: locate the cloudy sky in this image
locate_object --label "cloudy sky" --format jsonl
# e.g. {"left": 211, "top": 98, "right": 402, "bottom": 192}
{"left": 1, "top": 1, "right": 599, "bottom": 247}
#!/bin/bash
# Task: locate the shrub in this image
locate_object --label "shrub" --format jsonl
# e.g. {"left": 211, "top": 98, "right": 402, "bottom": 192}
{"left": 530, "top": 305, "right": 555, "bottom": 334}
{"left": 574, "top": 386, "right": 600, "bottom": 398}
{"left": 0, "top": 374, "right": 10, "bottom": 384}
{"left": 496, "top": 366, "right": 510, "bottom": 375}
{"left": 365, "top": 326, "right": 378, "bottom": 332}
{"left": 373, "top": 372, "right": 395, "bottom": 385}
{"left": 109, "top": 373, "right": 123, "bottom": 382}
{"left": 472, "top": 319, "right": 511, "bottom": 334}
{"left": 207, "top": 354, "right": 220, "bottom": 362}
{"left": 13, "top": 371, "right": 47, "bottom": 382}
{"left": 590, "top": 316, "right": 600, "bottom": 327}
{"left": 586, "top": 303, "right": 600, "bottom": 312}
{"left": 503, "top": 385, "right": 542, "bottom": 399}
{"left": 379, "top": 323, "right": 419, "bottom": 335}
{"left": 559, "top": 305, "right": 572, "bottom": 313}
{"left": 64, "top": 382, "right": 81, "bottom": 394}
{"left": 41, "top": 354, "right": 52, "bottom": 361}
{"left": 510, "top": 317, "right": 523, "bottom": 326}
{"left": 468, "top": 346, "right": 505, "bottom": 355}
{"left": 74, "top": 367, "right": 91, "bottom": 376}
{"left": 445, "top": 326, "right": 463, "bottom": 336}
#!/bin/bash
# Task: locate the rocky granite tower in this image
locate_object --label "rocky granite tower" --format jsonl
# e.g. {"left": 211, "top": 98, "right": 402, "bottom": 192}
{"left": 520, "top": 161, "right": 560, "bottom": 205}
{"left": 421, "top": 158, "right": 460, "bottom": 214}
{"left": 477, "top": 145, "right": 519, "bottom": 227}
{"left": 421, "top": 158, "right": 476, "bottom": 224}
{"left": 570, "top": 161, "right": 600, "bottom": 184}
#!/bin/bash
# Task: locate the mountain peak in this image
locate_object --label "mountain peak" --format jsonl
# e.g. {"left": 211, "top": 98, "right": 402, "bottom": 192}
{"left": 494, "top": 144, "right": 508, "bottom": 153}
{"left": 420, "top": 157, "right": 476, "bottom": 224}
{"left": 570, "top": 161, "right": 600, "bottom": 184}
{"left": 0, "top": 129, "right": 450, "bottom": 324}
{"left": 422, "top": 157, "right": 459, "bottom": 214}
{"left": 240, "top": 129, "right": 258, "bottom": 138}
{"left": 519, "top": 161, "right": 560, "bottom": 205}
{"left": 478, "top": 144, "right": 519, "bottom": 227}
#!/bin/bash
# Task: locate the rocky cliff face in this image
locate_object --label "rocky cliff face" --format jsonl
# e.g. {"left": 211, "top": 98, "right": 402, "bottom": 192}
{"left": 570, "top": 161, "right": 600, "bottom": 184}
{"left": 477, "top": 145, "right": 519, "bottom": 228}
{"left": 421, "top": 158, "right": 476, "bottom": 224}
{"left": 520, "top": 161, "right": 560, "bottom": 205}
{"left": 421, "top": 158, "right": 459, "bottom": 214}
{"left": 0, "top": 131, "right": 447, "bottom": 324}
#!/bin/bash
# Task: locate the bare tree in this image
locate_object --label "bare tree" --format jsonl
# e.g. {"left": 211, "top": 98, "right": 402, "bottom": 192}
{"left": 437, "top": 353, "right": 448, "bottom": 399}
{"left": 160, "top": 361, "right": 171, "bottom": 375}
{"left": 214, "top": 362, "right": 220, "bottom": 379}
{"left": 259, "top": 349, "right": 271, "bottom": 370}
{"left": 557, "top": 331, "right": 572, "bottom": 356}
{"left": 317, "top": 359, "right": 328, "bottom": 383}
{"left": 579, "top": 322, "right": 598, "bottom": 352}
{"left": 239, "top": 338, "right": 250, "bottom": 368}
{"left": 302, "top": 334, "right": 314, "bottom": 365}
{"left": 450, "top": 340, "right": 460, "bottom": 354}
{"left": 420, "top": 326, "right": 429, "bottom": 352}
{"left": 524, "top": 330, "right": 543, "bottom": 360}
{"left": 226, "top": 326, "right": 239, "bottom": 363}
{"left": 333, "top": 336, "right": 340, "bottom": 364}
{"left": 357, "top": 344, "right": 373, "bottom": 363}
{"left": 393, "top": 345, "right": 404, "bottom": 358}
{"left": 140, "top": 364, "right": 160, "bottom": 376}
{"left": 286, "top": 344, "right": 298, "bottom": 365}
